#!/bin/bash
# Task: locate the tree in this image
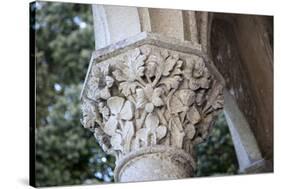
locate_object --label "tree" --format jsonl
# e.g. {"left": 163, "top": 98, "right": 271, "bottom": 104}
{"left": 34, "top": 1, "right": 94, "bottom": 128}
{"left": 35, "top": 85, "right": 115, "bottom": 186}
{"left": 196, "top": 113, "right": 238, "bottom": 176}
{"left": 32, "top": 2, "right": 115, "bottom": 186}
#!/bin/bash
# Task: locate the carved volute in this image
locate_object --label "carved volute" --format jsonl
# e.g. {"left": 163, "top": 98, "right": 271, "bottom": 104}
{"left": 80, "top": 32, "right": 224, "bottom": 182}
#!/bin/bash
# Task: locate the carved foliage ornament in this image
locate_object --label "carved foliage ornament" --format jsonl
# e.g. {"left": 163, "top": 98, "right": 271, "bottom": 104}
{"left": 81, "top": 46, "right": 223, "bottom": 162}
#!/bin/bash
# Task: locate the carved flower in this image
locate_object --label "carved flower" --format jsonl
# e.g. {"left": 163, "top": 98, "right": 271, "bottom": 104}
{"left": 145, "top": 49, "right": 180, "bottom": 77}
{"left": 184, "top": 57, "right": 210, "bottom": 91}
{"left": 109, "top": 120, "right": 134, "bottom": 154}
{"left": 169, "top": 89, "right": 196, "bottom": 114}
{"left": 184, "top": 123, "right": 196, "bottom": 140}
{"left": 80, "top": 100, "right": 100, "bottom": 129}
{"left": 103, "top": 96, "right": 135, "bottom": 153}
{"left": 158, "top": 53, "right": 183, "bottom": 91}
{"left": 98, "top": 102, "right": 110, "bottom": 120}
{"left": 103, "top": 96, "right": 134, "bottom": 136}
{"left": 94, "top": 127, "right": 113, "bottom": 155}
{"left": 87, "top": 65, "right": 114, "bottom": 100}
{"left": 136, "top": 84, "right": 164, "bottom": 113}
{"left": 113, "top": 48, "right": 146, "bottom": 96}
{"left": 202, "top": 83, "right": 224, "bottom": 114}
{"left": 168, "top": 89, "right": 201, "bottom": 125}
{"left": 135, "top": 113, "right": 167, "bottom": 146}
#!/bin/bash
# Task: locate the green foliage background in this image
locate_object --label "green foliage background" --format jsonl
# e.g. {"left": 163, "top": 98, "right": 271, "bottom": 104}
{"left": 33, "top": 1, "right": 238, "bottom": 187}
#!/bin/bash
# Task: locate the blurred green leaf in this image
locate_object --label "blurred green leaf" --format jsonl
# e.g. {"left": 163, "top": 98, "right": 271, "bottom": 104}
{"left": 34, "top": 2, "right": 114, "bottom": 187}
{"left": 195, "top": 113, "right": 239, "bottom": 176}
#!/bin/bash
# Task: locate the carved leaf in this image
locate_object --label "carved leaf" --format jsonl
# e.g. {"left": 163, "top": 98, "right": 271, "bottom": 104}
{"left": 119, "top": 81, "right": 137, "bottom": 96}
{"left": 159, "top": 75, "right": 182, "bottom": 91}
{"left": 119, "top": 100, "right": 134, "bottom": 120}
{"left": 91, "top": 66, "right": 102, "bottom": 77}
{"left": 169, "top": 95, "right": 187, "bottom": 114}
{"left": 94, "top": 127, "right": 112, "bottom": 154}
{"left": 105, "top": 76, "right": 114, "bottom": 87}
{"left": 104, "top": 116, "right": 118, "bottom": 136}
{"left": 170, "top": 117, "right": 185, "bottom": 148}
{"left": 192, "top": 60, "right": 205, "bottom": 78}
{"left": 185, "top": 124, "right": 196, "bottom": 139}
{"left": 81, "top": 101, "right": 99, "bottom": 129}
{"left": 121, "top": 121, "right": 135, "bottom": 153}
{"left": 110, "top": 133, "right": 123, "bottom": 152}
{"left": 177, "top": 89, "right": 196, "bottom": 107}
{"left": 140, "top": 46, "right": 151, "bottom": 56}
{"left": 193, "top": 137, "right": 204, "bottom": 145}
{"left": 156, "top": 125, "right": 167, "bottom": 140}
{"left": 132, "top": 55, "right": 146, "bottom": 77}
{"left": 129, "top": 48, "right": 142, "bottom": 61}
{"left": 87, "top": 65, "right": 113, "bottom": 101}
{"left": 112, "top": 69, "right": 128, "bottom": 81}
{"left": 145, "top": 103, "right": 154, "bottom": 113}
{"left": 162, "top": 56, "right": 179, "bottom": 76}
{"left": 212, "top": 95, "right": 224, "bottom": 109}
{"left": 98, "top": 102, "right": 109, "bottom": 120}
{"left": 136, "top": 85, "right": 163, "bottom": 110}
{"left": 199, "top": 77, "right": 210, "bottom": 89}
{"left": 112, "top": 49, "right": 145, "bottom": 96}
{"left": 196, "top": 89, "right": 205, "bottom": 106}
{"left": 136, "top": 88, "right": 146, "bottom": 109}
{"left": 90, "top": 66, "right": 108, "bottom": 86}
{"left": 151, "top": 87, "right": 164, "bottom": 107}
{"left": 189, "top": 78, "right": 201, "bottom": 91}
{"left": 170, "top": 60, "right": 183, "bottom": 76}
{"left": 186, "top": 106, "right": 201, "bottom": 124}
{"left": 135, "top": 128, "right": 148, "bottom": 147}
{"left": 189, "top": 77, "right": 210, "bottom": 90}
{"left": 99, "top": 87, "right": 111, "bottom": 100}
{"left": 86, "top": 87, "right": 99, "bottom": 101}
{"left": 203, "top": 67, "right": 211, "bottom": 78}
{"left": 126, "top": 48, "right": 146, "bottom": 79}
{"left": 143, "top": 84, "right": 153, "bottom": 95}
{"left": 203, "top": 84, "right": 224, "bottom": 114}
{"left": 142, "top": 112, "right": 168, "bottom": 145}
{"left": 145, "top": 61, "right": 157, "bottom": 78}
{"left": 146, "top": 54, "right": 158, "bottom": 63}
{"left": 145, "top": 113, "right": 159, "bottom": 130}
{"left": 107, "top": 96, "right": 124, "bottom": 115}
{"left": 152, "top": 97, "right": 164, "bottom": 107}
{"left": 169, "top": 89, "right": 196, "bottom": 114}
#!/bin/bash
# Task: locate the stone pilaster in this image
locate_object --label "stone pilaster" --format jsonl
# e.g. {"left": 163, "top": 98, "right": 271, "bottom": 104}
{"left": 80, "top": 32, "right": 224, "bottom": 182}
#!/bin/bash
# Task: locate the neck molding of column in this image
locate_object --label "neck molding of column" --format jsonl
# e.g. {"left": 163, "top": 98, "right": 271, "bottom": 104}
{"left": 80, "top": 32, "right": 224, "bottom": 182}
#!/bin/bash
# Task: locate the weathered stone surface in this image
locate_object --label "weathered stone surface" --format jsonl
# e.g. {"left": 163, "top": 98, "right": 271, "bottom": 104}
{"left": 92, "top": 5, "right": 141, "bottom": 49}
{"left": 210, "top": 14, "right": 273, "bottom": 171}
{"left": 114, "top": 146, "right": 195, "bottom": 182}
{"left": 148, "top": 8, "right": 185, "bottom": 40}
{"left": 81, "top": 32, "right": 224, "bottom": 182}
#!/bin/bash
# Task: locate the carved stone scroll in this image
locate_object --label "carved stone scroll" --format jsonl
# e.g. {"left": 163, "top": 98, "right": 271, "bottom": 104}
{"left": 80, "top": 32, "right": 224, "bottom": 182}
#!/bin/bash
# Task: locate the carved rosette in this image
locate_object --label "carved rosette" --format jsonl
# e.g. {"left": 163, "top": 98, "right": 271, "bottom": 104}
{"left": 81, "top": 34, "right": 224, "bottom": 182}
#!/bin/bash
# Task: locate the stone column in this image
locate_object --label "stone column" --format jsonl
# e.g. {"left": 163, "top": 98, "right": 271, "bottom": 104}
{"left": 80, "top": 31, "right": 224, "bottom": 182}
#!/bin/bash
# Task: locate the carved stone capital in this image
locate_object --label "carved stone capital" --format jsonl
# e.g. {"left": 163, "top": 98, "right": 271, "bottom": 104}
{"left": 81, "top": 32, "right": 224, "bottom": 182}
